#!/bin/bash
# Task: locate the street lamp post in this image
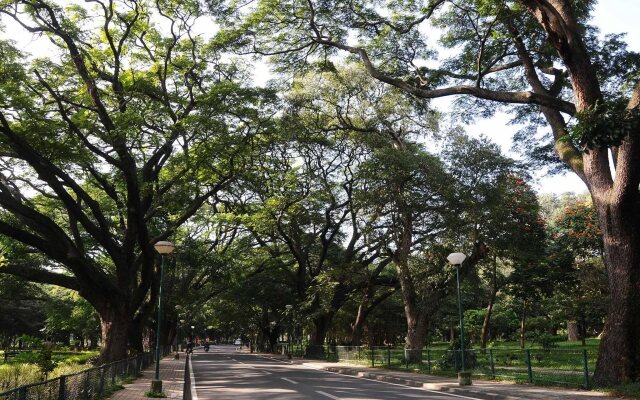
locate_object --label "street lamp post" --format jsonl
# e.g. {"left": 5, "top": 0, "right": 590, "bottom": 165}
{"left": 151, "top": 240, "right": 175, "bottom": 394}
{"left": 447, "top": 252, "right": 471, "bottom": 386}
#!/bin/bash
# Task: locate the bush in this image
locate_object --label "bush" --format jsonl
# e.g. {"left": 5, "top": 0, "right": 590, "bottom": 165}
{"left": 52, "top": 351, "right": 98, "bottom": 365}
{"left": 36, "top": 346, "right": 58, "bottom": 379}
{"left": 437, "top": 338, "right": 477, "bottom": 371}
{"left": 12, "top": 351, "right": 39, "bottom": 364}
{"left": 534, "top": 333, "right": 563, "bottom": 350}
{"left": 15, "top": 335, "right": 42, "bottom": 349}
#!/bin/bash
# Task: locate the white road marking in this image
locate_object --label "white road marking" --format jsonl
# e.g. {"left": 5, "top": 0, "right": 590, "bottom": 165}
{"left": 315, "top": 390, "right": 341, "bottom": 399}
{"left": 261, "top": 370, "right": 273, "bottom": 375}
{"left": 256, "top": 354, "right": 292, "bottom": 364}
{"left": 316, "top": 367, "right": 486, "bottom": 400}
{"left": 243, "top": 354, "right": 484, "bottom": 400}
{"left": 281, "top": 377, "right": 298, "bottom": 384}
{"left": 189, "top": 355, "right": 199, "bottom": 400}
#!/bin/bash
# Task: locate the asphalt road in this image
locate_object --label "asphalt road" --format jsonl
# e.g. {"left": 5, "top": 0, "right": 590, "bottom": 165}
{"left": 189, "top": 345, "right": 487, "bottom": 400}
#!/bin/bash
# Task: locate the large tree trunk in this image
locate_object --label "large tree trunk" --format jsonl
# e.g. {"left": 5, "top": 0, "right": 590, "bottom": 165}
{"left": 567, "top": 320, "right": 580, "bottom": 342}
{"left": 309, "top": 315, "right": 330, "bottom": 345}
{"left": 480, "top": 256, "right": 498, "bottom": 349}
{"left": 128, "top": 315, "right": 145, "bottom": 353}
{"left": 593, "top": 199, "right": 640, "bottom": 385}
{"left": 306, "top": 312, "right": 334, "bottom": 358}
{"left": 404, "top": 310, "right": 428, "bottom": 363}
{"left": 394, "top": 212, "right": 426, "bottom": 363}
{"left": 97, "top": 303, "right": 131, "bottom": 364}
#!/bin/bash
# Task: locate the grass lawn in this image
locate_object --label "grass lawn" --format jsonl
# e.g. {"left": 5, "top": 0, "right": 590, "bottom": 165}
{"left": 0, "top": 350, "right": 99, "bottom": 392}
{"left": 426, "top": 338, "right": 600, "bottom": 350}
{"left": 327, "top": 338, "right": 601, "bottom": 389}
{"left": 0, "top": 350, "right": 98, "bottom": 365}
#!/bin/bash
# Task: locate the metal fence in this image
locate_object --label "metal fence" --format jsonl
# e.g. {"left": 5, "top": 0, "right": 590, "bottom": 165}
{"left": 0, "top": 353, "right": 154, "bottom": 400}
{"left": 278, "top": 344, "right": 594, "bottom": 389}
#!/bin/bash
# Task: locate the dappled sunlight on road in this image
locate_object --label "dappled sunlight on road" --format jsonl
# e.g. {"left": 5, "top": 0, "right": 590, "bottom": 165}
{"left": 189, "top": 346, "right": 487, "bottom": 399}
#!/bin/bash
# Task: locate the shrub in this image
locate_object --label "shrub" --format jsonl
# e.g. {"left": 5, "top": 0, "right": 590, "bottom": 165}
{"left": 437, "top": 338, "right": 477, "bottom": 371}
{"left": 36, "top": 347, "right": 58, "bottom": 379}
{"left": 535, "top": 333, "right": 562, "bottom": 350}
{"left": 12, "top": 351, "right": 39, "bottom": 364}
{"left": 15, "top": 335, "right": 42, "bottom": 349}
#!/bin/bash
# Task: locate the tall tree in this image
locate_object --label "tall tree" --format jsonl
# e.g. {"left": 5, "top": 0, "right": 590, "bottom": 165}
{"left": 0, "top": 0, "right": 269, "bottom": 362}
{"left": 476, "top": 174, "right": 547, "bottom": 349}
{"left": 361, "top": 142, "right": 456, "bottom": 362}
{"left": 550, "top": 198, "right": 607, "bottom": 343}
{"left": 236, "top": 127, "right": 386, "bottom": 349}
{"left": 220, "top": 0, "right": 640, "bottom": 384}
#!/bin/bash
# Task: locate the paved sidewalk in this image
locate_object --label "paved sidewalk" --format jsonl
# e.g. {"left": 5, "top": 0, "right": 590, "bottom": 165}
{"left": 253, "top": 351, "right": 624, "bottom": 400}
{"left": 108, "top": 355, "right": 185, "bottom": 400}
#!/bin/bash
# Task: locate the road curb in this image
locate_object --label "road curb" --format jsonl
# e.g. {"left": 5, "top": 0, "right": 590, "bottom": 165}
{"left": 323, "top": 366, "right": 520, "bottom": 400}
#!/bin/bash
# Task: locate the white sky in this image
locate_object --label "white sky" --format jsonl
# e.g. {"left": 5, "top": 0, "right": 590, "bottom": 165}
{"left": 2, "top": 0, "right": 637, "bottom": 195}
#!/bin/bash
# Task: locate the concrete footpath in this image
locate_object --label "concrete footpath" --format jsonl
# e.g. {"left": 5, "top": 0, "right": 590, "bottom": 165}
{"left": 107, "top": 355, "right": 185, "bottom": 400}
{"left": 256, "top": 352, "right": 625, "bottom": 400}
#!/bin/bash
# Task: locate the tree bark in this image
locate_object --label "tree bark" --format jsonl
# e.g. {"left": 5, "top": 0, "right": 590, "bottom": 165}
{"left": 404, "top": 311, "right": 428, "bottom": 363}
{"left": 306, "top": 312, "right": 334, "bottom": 357}
{"left": 392, "top": 212, "right": 426, "bottom": 363}
{"left": 480, "top": 256, "right": 498, "bottom": 349}
{"left": 351, "top": 302, "right": 367, "bottom": 346}
{"left": 97, "top": 303, "right": 131, "bottom": 364}
{"left": 480, "top": 302, "right": 495, "bottom": 350}
{"left": 567, "top": 320, "right": 580, "bottom": 342}
{"left": 592, "top": 196, "right": 640, "bottom": 385}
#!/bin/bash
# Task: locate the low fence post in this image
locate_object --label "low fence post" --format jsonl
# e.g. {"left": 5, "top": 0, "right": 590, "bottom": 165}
{"left": 99, "top": 365, "right": 106, "bottom": 394}
{"left": 358, "top": 346, "right": 361, "bottom": 363}
{"left": 525, "top": 349, "right": 533, "bottom": 383}
{"left": 405, "top": 349, "right": 409, "bottom": 369}
{"left": 489, "top": 349, "right": 495, "bottom": 379}
{"left": 454, "top": 350, "right": 459, "bottom": 372}
{"left": 58, "top": 375, "right": 66, "bottom": 400}
{"left": 427, "top": 349, "right": 431, "bottom": 374}
{"left": 18, "top": 386, "right": 27, "bottom": 400}
{"left": 371, "top": 347, "right": 375, "bottom": 367}
{"left": 582, "top": 349, "right": 590, "bottom": 389}
{"left": 83, "top": 372, "right": 90, "bottom": 400}
{"left": 387, "top": 345, "right": 391, "bottom": 369}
